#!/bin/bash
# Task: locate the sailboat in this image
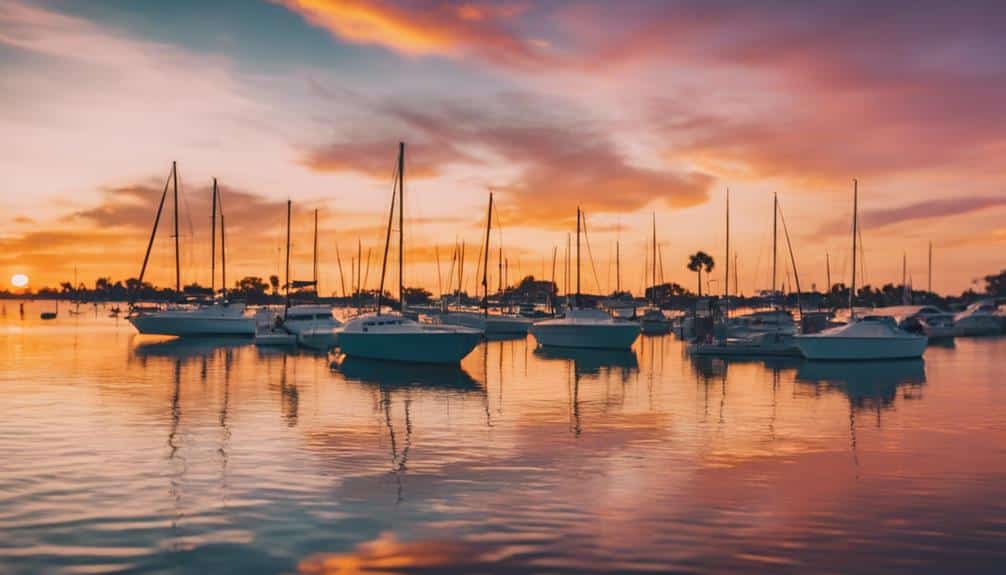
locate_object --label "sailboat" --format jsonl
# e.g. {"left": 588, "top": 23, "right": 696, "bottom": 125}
{"left": 256, "top": 200, "right": 300, "bottom": 346}
{"left": 284, "top": 208, "right": 343, "bottom": 349}
{"left": 530, "top": 208, "right": 641, "bottom": 350}
{"left": 794, "top": 181, "right": 927, "bottom": 360}
{"left": 638, "top": 213, "right": 672, "bottom": 334}
{"left": 441, "top": 192, "right": 534, "bottom": 335}
{"left": 128, "top": 169, "right": 255, "bottom": 337}
{"left": 337, "top": 143, "right": 482, "bottom": 364}
{"left": 690, "top": 190, "right": 802, "bottom": 357}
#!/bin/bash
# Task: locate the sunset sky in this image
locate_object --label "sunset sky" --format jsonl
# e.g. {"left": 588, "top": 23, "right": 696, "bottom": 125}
{"left": 2, "top": 0, "right": 1004, "bottom": 296}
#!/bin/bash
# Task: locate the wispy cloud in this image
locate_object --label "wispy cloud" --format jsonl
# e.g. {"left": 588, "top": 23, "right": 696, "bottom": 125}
{"left": 302, "top": 92, "right": 714, "bottom": 227}
{"left": 817, "top": 196, "right": 1006, "bottom": 236}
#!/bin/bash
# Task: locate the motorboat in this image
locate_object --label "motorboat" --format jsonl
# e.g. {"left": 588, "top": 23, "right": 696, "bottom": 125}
{"left": 918, "top": 313, "right": 956, "bottom": 339}
{"left": 953, "top": 300, "right": 1003, "bottom": 336}
{"left": 254, "top": 323, "right": 298, "bottom": 346}
{"left": 688, "top": 331, "right": 801, "bottom": 357}
{"left": 870, "top": 305, "right": 950, "bottom": 333}
{"left": 638, "top": 307, "right": 673, "bottom": 335}
{"left": 441, "top": 309, "right": 533, "bottom": 335}
{"left": 129, "top": 302, "right": 255, "bottom": 336}
{"left": 337, "top": 313, "right": 481, "bottom": 364}
{"left": 530, "top": 307, "right": 641, "bottom": 350}
{"left": 725, "top": 309, "right": 796, "bottom": 338}
{"left": 793, "top": 316, "right": 927, "bottom": 360}
{"left": 281, "top": 304, "right": 342, "bottom": 350}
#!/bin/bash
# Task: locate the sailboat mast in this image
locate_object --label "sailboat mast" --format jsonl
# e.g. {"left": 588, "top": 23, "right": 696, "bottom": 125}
{"left": 850, "top": 179, "right": 858, "bottom": 318}
{"left": 725, "top": 188, "right": 730, "bottom": 318}
{"left": 651, "top": 212, "right": 657, "bottom": 293}
{"left": 135, "top": 167, "right": 171, "bottom": 302}
{"left": 772, "top": 192, "right": 777, "bottom": 301}
{"left": 284, "top": 200, "right": 291, "bottom": 315}
{"left": 482, "top": 192, "right": 493, "bottom": 315}
{"left": 615, "top": 240, "right": 620, "bottom": 293}
{"left": 398, "top": 142, "right": 405, "bottom": 310}
{"left": 928, "top": 241, "right": 933, "bottom": 294}
{"left": 173, "top": 161, "right": 180, "bottom": 295}
{"left": 905, "top": 252, "right": 913, "bottom": 305}
{"left": 220, "top": 211, "right": 227, "bottom": 299}
{"left": 335, "top": 242, "right": 346, "bottom": 298}
{"left": 565, "top": 233, "right": 570, "bottom": 298}
{"left": 576, "top": 207, "right": 581, "bottom": 308}
{"left": 826, "top": 252, "right": 832, "bottom": 293}
{"left": 376, "top": 145, "right": 399, "bottom": 316}
{"left": 211, "top": 178, "right": 217, "bottom": 295}
{"left": 313, "top": 208, "right": 319, "bottom": 293}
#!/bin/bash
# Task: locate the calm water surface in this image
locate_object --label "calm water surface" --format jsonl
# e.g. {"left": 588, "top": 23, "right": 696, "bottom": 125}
{"left": 1, "top": 302, "right": 1004, "bottom": 574}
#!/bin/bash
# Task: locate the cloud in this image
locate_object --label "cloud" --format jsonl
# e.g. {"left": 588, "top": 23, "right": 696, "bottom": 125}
{"left": 302, "top": 93, "right": 714, "bottom": 227}
{"left": 274, "top": 0, "right": 552, "bottom": 68}
{"left": 816, "top": 196, "right": 1006, "bottom": 236}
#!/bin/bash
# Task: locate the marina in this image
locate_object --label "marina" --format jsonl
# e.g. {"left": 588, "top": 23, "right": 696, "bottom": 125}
{"left": 1, "top": 302, "right": 1004, "bottom": 574}
{"left": 4, "top": 1, "right": 1006, "bottom": 573}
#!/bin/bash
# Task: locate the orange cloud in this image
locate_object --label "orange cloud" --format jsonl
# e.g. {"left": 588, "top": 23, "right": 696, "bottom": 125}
{"left": 275, "top": 0, "right": 549, "bottom": 68}
{"left": 302, "top": 93, "right": 714, "bottom": 228}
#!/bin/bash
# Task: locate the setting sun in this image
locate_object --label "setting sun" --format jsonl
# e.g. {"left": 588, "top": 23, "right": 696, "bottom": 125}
{"left": 10, "top": 274, "right": 29, "bottom": 288}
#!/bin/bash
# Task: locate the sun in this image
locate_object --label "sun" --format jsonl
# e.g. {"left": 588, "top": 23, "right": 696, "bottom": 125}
{"left": 11, "top": 274, "right": 29, "bottom": 288}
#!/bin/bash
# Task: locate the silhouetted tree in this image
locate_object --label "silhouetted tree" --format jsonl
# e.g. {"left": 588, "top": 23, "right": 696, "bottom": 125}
{"left": 985, "top": 269, "right": 1006, "bottom": 297}
{"left": 402, "top": 286, "right": 432, "bottom": 305}
{"left": 269, "top": 275, "right": 280, "bottom": 296}
{"left": 686, "top": 252, "right": 715, "bottom": 297}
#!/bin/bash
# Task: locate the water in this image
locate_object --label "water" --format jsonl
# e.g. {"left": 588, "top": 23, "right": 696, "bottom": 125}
{"left": 1, "top": 302, "right": 1004, "bottom": 574}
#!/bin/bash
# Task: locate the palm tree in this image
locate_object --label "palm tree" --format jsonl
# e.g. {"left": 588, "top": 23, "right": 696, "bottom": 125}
{"left": 687, "top": 251, "right": 715, "bottom": 297}
{"left": 269, "top": 275, "right": 280, "bottom": 296}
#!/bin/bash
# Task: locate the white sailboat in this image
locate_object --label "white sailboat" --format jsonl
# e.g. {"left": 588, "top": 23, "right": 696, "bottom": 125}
{"left": 637, "top": 213, "right": 673, "bottom": 334}
{"left": 441, "top": 192, "right": 534, "bottom": 335}
{"left": 128, "top": 169, "right": 255, "bottom": 337}
{"left": 530, "top": 208, "right": 641, "bottom": 350}
{"left": 794, "top": 180, "right": 927, "bottom": 360}
{"left": 337, "top": 143, "right": 482, "bottom": 364}
{"left": 283, "top": 209, "right": 343, "bottom": 349}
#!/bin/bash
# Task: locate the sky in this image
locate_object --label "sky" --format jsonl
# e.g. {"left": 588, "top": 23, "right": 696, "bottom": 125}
{"left": 2, "top": 0, "right": 1005, "bottom": 296}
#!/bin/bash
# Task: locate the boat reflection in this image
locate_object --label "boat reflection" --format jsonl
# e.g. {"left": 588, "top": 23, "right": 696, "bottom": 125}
{"left": 331, "top": 355, "right": 482, "bottom": 391}
{"left": 796, "top": 359, "right": 927, "bottom": 410}
{"left": 131, "top": 336, "right": 250, "bottom": 359}
{"left": 484, "top": 332, "right": 530, "bottom": 343}
{"left": 533, "top": 346, "right": 639, "bottom": 375}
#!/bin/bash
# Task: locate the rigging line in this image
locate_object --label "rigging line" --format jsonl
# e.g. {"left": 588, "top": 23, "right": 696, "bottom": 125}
{"left": 579, "top": 212, "right": 604, "bottom": 295}
{"left": 777, "top": 204, "right": 804, "bottom": 317}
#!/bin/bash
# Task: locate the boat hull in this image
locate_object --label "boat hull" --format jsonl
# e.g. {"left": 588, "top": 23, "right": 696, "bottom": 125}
{"left": 338, "top": 331, "right": 482, "bottom": 364}
{"left": 688, "top": 338, "right": 801, "bottom": 358}
{"left": 129, "top": 314, "right": 255, "bottom": 336}
{"left": 530, "top": 322, "right": 640, "bottom": 350}
{"left": 952, "top": 317, "right": 1002, "bottom": 337}
{"left": 793, "top": 335, "right": 927, "bottom": 360}
{"left": 442, "top": 312, "right": 533, "bottom": 334}
{"left": 297, "top": 327, "right": 340, "bottom": 351}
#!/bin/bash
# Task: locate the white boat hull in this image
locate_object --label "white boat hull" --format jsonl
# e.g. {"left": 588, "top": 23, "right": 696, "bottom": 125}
{"left": 297, "top": 327, "right": 340, "bottom": 351}
{"left": 530, "top": 322, "right": 640, "bottom": 350}
{"left": 442, "top": 312, "right": 533, "bottom": 334}
{"left": 794, "top": 335, "right": 927, "bottom": 360}
{"left": 338, "top": 330, "right": 482, "bottom": 364}
{"left": 255, "top": 332, "right": 298, "bottom": 346}
{"left": 129, "top": 313, "right": 255, "bottom": 337}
